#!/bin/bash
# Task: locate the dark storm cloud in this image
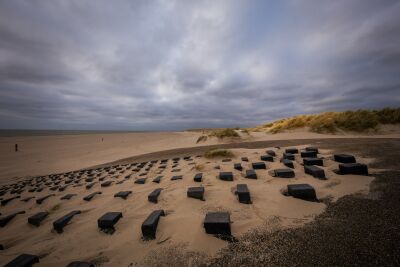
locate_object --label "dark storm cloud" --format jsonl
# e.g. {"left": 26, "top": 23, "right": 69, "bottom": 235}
{"left": 0, "top": 0, "right": 399, "bottom": 130}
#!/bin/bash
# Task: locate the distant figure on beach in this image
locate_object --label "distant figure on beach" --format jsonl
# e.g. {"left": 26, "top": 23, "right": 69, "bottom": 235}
{"left": 15, "top": 143, "right": 18, "bottom": 152}
{"left": 102, "top": 138, "right": 104, "bottom": 142}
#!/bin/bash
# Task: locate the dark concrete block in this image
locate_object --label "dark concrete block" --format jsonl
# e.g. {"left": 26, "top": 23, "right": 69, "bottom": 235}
{"left": 0, "top": 211, "right": 25, "bottom": 227}
{"left": 194, "top": 173, "right": 203, "bottom": 182}
{"left": 83, "top": 191, "right": 102, "bottom": 201}
{"left": 152, "top": 176, "right": 163, "bottom": 183}
{"left": 135, "top": 178, "right": 147, "bottom": 184}
{"left": 101, "top": 181, "right": 113, "bottom": 187}
{"left": 86, "top": 182, "right": 97, "bottom": 189}
{"left": 305, "top": 147, "right": 319, "bottom": 153}
{"left": 114, "top": 191, "right": 132, "bottom": 199}
{"left": 266, "top": 150, "right": 276, "bottom": 156}
{"left": 4, "top": 254, "right": 39, "bottom": 267}
{"left": 36, "top": 194, "right": 55, "bottom": 204}
{"left": 148, "top": 188, "right": 162, "bottom": 203}
{"left": 273, "top": 168, "right": 295, "bottom": 178}
{"left": 301, "top": 151, "right": 317, "bottom": 158}
{"left": 97, "top": 212, "right": 122, "bottom": 231}
{"left": 219, "top": 172, "right": 233, "bottom": 181}
{"left": 236, "top": 184, "right": 251, "bottom": 204}
{"left": 339, "top": 163, "right": 368, "bottom": 175}
{"left": 66, "top": 261, "right": 94, "bottom": 267}
{"left": 233, "top": 163, "right": 242, "bottom": 171}
{"left": 61, "top": 194, "right": 76, "bottom": 200}
{"left": 53, "top": 210, "right": 81, "bottom": 233}
{"left": 287, "top": 184, "right": 317, "bottom": 201}
{"left": 282, "top": 159, "right": 294, "bottom": 168}
{"left": 304, "top": 165, "right": 326, "bottom": 179}
{"left": 303, "top": 158, "right": 324, "bottom": 166}
{"left": 141, "top": 210, "right": 165, "bottom": 239}
{"left": 171, "top": 175, "right": 183, "bottom": 181}
{"left": 187, "top": 187, "right": 205, "bottom": 200}
{"left": 21, "top": 196, "right": 35, "bottom": 202}
{"left": 260, "top": 155, "right": 274, "bottom": 162}
{"left": 204, "top": 212, "right": 231, "bottom": 235}
{"left": 245, "top": 169, "right": 257, "bottom": 179}
{"left": 252, "top": 162, "right": 266, "bottom": 169}
{"left": 241, "top": 157, "right": 249, "bottom": 162}
{"left": 28, "top": 211, "right": 49, "bottom": 227}
{"left": 285, "top": 148, "right": 299, "bottom": 154}
{"left": 334, "top": 154, "right": 356, "bottom": 163}
{"left": 1, "top": 196, "right": 20, "bottom": 206}
{"left": 50, "top": 186, "right": 59, "bottom": 191}
{"left": 283, "top": 153, "right": 295, "bottom": 160}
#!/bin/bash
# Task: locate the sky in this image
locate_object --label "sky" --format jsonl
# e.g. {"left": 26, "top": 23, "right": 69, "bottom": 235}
{"left": 0, "top": 0, "right": 399, "bottom": 131}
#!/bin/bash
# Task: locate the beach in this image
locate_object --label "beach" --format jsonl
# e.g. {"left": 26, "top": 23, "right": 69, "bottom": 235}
{"left": 0, "top": 131, "right": 398, "bottom": 266}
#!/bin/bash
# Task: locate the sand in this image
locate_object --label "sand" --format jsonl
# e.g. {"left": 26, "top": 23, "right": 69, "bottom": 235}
{"left": 0, "top": 143, "right": 376, "bottom": 266}
{"left": 1, "top": 129, "right": 398, "bottom": 184}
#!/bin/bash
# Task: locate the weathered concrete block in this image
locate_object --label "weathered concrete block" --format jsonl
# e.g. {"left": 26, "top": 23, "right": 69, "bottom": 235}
{"left": 152, "top": 176, "right": 163, "bottom": 183}
{"left": 339, "top": 163, "right": 368, "bottom": 175}
{"left": 236, "top": 184, "right": 251, "bottom": 204}
{"left": 187, "top": 187, "right": 205, "bottom": 200}
{"left": 282, "top": 159, "right": 294, "bottom": 168}
{"left": 4, "top": 254, "right": 39, "bottom": 267}
{"left": 273, "top": 169, "right": 295, "bottom": 178}
{"left": 135, "top": 178, "right": 147, "bottom": 184}
{"left": 260, "top": 155, "right": 274, "bottom": 162}
{"left": 245, "top": 169, "right": 257, "bottom": 179}
{"left": 0, "top": 211, "right": 25, "bottom": 227}
{"left": 266, "top": 150, "right": 276, "bottom": 156}
{"left": 219, "top": 172, "right": 233, "bottom": 181}
{"left": 234, "top": 163, "right": 242, "bottom": 171}
{"left": 303, "top": 158, "right": 324, "bottom": 166}
{"left": 97, "top": 212, "right": 122, "bottom": 231}
{"left": 304, "top": 165, "right": 326, "bottom": 179}
{"left": 285, "top": 148, "right": 299, "bottom": 154}
{"left": 301, "top": 151, "right": 317, "bottom": 158}
{"left": 141, "top": 210, "right": 165, "bottom": 239}
{"left": 287, "top": 184, "right": 317, "bottom": 201}
{"left": 334, "top": 154, "right": 356, "bottom": 163}
{"left": 148, "top": 188, "right": 162, "bottom": 203}
{"left": 283, "top": 153, "right": 295, "bottom": 160}
{"left": 66, "top": 261, "right": 94, "bottom": 267}
{"left": 61, "top": 194, "right": 76, "bottom": 200}
{"left": 171, "top": 175, "right": 183, "bottom": 181}
{"left": 83, "top": 191, "right": 102, "bottom": 201}
{"left": 28, "top": 212, "right": 49, "bottom": 227}
{"left": 53, "top": 210, "right": 81, "bottom": 233}
{"left": 252, "top": 162, "right": 266, "bottom": 169}
{"left": 114, "top": 191, "right": 132, "bottom": 200}
{"left": 204, "top": 212, "right": 231, "bottom": 235}
{"left": 194, "top": 173, "right": 203, "bottom": 182}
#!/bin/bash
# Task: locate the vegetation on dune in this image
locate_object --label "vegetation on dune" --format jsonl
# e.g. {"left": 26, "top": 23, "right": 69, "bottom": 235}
{"left": 251, "top": 107, "right": 400, "bottom": 134}
{"left": 204, "top": 149, "right": 234, "bottom": 158}
{"left": 208, "top": 128, "right": 240, "bottom": 139}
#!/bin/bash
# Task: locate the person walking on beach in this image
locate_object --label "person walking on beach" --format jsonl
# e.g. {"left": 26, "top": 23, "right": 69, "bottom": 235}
{"left": 15, "top": 143, "right": 18, "bottom": 152}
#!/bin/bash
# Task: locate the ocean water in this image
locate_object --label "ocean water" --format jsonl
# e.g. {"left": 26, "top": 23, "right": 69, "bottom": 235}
{"left": 0, "top": 129, "right": 145, "bottom": 137}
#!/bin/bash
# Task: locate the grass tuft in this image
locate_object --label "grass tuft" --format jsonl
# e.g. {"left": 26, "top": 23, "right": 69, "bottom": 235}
{"left": 208, "top": 128, "right": 240, "bottom": 139}
{"left": 204, "top": 149, "right": 234, "bottom": 158}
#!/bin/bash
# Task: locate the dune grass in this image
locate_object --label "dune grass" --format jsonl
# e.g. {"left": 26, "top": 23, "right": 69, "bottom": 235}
{"left": 208, "top": 128, "right": 240, "bottom": 139}
{"left": 251, "top": 107, "right": 400, "bottom": 134}
{"left": 204, "top": 149, "right": 234, "bottom": 158}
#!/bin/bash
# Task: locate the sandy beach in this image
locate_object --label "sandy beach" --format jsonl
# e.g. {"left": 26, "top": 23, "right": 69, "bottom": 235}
{"left": 0, "top": 132, "right": 391, "bottom": 266}
{"left": 1, "top": 130, "right": 399, "bottom": 184}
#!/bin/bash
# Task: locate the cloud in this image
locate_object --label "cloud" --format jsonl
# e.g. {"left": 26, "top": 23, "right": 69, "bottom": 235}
{"left": 0, "top": 0, "right": 399, "bottom": 130}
